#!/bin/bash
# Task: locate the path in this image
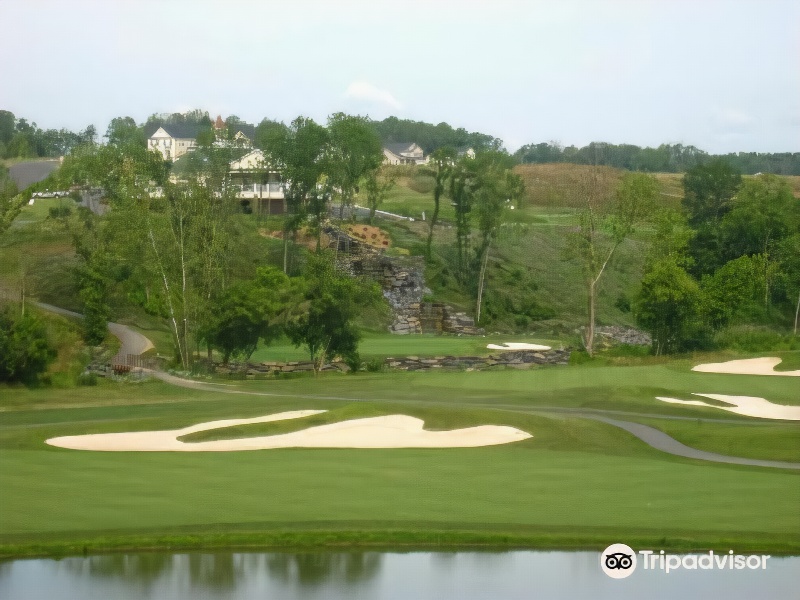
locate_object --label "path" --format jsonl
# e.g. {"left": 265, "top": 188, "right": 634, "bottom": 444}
{"left": 34, "top": 302, "right": 153, "bottom": 356}
{"left": 33, "top": 303, "right": 800, "bottom": 470}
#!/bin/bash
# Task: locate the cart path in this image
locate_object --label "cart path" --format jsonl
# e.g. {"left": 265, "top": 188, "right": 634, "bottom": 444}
{"left": 35, "top": 302, "right": 153, "bottom": 356}
{"left": 34, "top": 304, "right": 800, "bottom": 470}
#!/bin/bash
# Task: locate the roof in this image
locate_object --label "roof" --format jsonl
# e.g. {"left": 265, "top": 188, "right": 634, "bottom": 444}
{"left": 232, "top": 123, "right": 256, "bottom": 140}
{"left": 148, "top": 123, "right": 205, "bottom": 140}
{"left": 384, "top": 142, "right": 420, "bottom": 155}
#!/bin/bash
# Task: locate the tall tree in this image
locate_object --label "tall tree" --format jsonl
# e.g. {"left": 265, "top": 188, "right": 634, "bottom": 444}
{"left": 471, "top": 152, "right": 523, "bottom": 323}
{"left": 569, "top": 171, "right": 658, "bottom": 355}
{"left": 326, "top": 113, "right": 383, "bottom": 219}
{"left": 421, "top": 147, "right": 456, "bottom": 259}
{"left": 363, "top": 164, "right": 395, "bottom": 225}
{"left": 270, "top": 116, "right": 329, "bottom": 269}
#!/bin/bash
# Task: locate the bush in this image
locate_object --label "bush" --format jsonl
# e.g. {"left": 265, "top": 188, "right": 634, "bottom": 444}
{"left": 408, "top": 173, "right": 435, "bottom": 194}
{"left": 714, "top": 326, "right": 797, "bottom": 352}
{"left": 0, "top": 307, "right": 56, "bottom": 383}
{"left": 77, "top": 372, "right": 98, "bottom": 386}
{"left": 365, "top": 357, "right": 385, "bottom": 372}
{"left": 48, "top": 205, "right": 72, "bottom": 219}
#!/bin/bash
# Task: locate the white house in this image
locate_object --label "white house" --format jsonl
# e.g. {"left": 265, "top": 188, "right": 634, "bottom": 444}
{"left": 229, "top": 149, "right": 285, "bottom": 214}
{"left": 147, "top": 124, "right": 204, "bottom": 161}
{"left": 383, "top": 142, "right": 427, "bottom": 165}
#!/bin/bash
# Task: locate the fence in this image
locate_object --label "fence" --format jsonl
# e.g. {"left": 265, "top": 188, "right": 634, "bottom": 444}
{"left": 110, "top": 353, "right": 161, "bottom": 375}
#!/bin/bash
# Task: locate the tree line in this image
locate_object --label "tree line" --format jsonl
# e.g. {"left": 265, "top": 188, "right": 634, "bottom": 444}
{"left": 0, "top": 110, "right": 96, "bottom": 159}
{"left": 514, "top": 141, "right": 800, "bottom": 176}
{"left": 633, "top": 160, "right": 800, "bottom": 353}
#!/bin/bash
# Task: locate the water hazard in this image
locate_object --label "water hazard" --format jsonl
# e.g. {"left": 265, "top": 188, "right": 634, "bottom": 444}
{"left": 1, "top": 550, "right": 797, "bottom": 599}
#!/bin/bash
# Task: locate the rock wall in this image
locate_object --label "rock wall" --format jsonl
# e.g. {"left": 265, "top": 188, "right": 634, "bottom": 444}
{"left": 213, "top": 348, "right": 571, "bottom": 377}
{"left": 324, "top": 225, "right": 482, "bottom": 336}
{"left": 385, "top": 349, "right": 571, "bottom": 371}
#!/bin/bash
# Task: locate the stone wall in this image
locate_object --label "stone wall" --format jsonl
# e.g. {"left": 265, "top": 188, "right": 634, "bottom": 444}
{"left": 385, "top": 349, "right": 571, "bottom": 371}
{"left": 213, "top": 348, "right": 571, "bottom": 377}
{"left": 325, "top": 225, "right": 483, "bottom": 336}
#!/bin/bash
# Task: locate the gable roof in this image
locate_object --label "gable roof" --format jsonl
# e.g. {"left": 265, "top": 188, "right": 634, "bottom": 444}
{"left": 384, "top": 142, "right": 420, "bottom": 155}
{"left": 232, "top": 123, "right": 256, "bottom": 141}
{"left": 147, "top": 123, "right": 205, "bottom": 140}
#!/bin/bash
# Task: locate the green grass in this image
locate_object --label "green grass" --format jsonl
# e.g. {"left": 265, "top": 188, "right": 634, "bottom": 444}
{"left": 1, "top": 358, "right": 798, "bottom": 558}
{"left": 251, "top": 332, "right": 564, "bottom": 363}
{"left": 627, "top": 417, "right": 800, "bottom": 463}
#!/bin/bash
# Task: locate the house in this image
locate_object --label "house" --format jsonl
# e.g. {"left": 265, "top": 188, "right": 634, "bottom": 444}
{"left": 228, "top": 149, "right": 285, "bottom": 214}
{"left": 147, "top": 124, "right": 204, "bottom": 161}
{"left": 214, "top": 115, "right": 257, "bottom": 147}
{"left": 383, "top": 142, "right": 427, "bottom": 165}
{"left": 456, "top": 146, "right": 476, "bottom": 159}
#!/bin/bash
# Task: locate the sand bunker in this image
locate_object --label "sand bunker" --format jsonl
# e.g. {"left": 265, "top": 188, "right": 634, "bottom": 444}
{"left": 692, "top": 357, "right": 800, "bottom": 376}
{"left": 487, "top": 342, "right": 551, "bottom": 351}
{"left": 656, "top": 394, "right": 800, "bottom": 420}
{"left": 46, "top": 410, "right": 532, "bottom": 452}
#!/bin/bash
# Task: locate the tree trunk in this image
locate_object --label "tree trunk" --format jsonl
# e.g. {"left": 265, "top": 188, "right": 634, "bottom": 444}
{"left": 283, "top": 235, "right": 288, "bottom": 274}
{"left": 475, "top": 245, "right": 490, "bottom": 324}
{"left": 426, "top": 199, "right": 440, "bottom": 261}
{"left": 794, "top": 289, "right": 799, "bottom": 336}
{"left": 585, "top": 278, "right": 596, "bottom": 356}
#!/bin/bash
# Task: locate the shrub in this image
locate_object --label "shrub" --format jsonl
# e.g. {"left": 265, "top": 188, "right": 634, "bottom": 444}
{"left": 408, "top": 173, "right": 435, "bottom": 194}
{"left": 48, "top": 205, "right": 72, "bottom": 219}
{"left": 0, "top": 307, "right": 56, "bottom": 383}
{"left": 365, "top": 357, "right": 385, "bottom": 372}
{"left": 77, "top": 372, "right": 98, "bottom": 386}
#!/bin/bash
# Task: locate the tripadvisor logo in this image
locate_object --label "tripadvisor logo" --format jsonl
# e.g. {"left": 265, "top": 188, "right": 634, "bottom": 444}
{"left": 601, "top": 543, "right": 637, "bottom": 579}
{"left": 601, "top": 544, "right": 771, "bottom": 579}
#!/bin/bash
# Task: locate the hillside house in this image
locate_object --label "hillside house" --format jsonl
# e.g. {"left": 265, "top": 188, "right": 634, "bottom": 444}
{"left": 229, "top": 149, "right": 285, "bottom": 214}
{"left": 383, "top": 142, "right": 427, "bottom": 165}
{"left": 147, "top": 124, "right": 204, "bottom": 161}
{"left": 213, "top": 115, "right": 257, "bottom": 147}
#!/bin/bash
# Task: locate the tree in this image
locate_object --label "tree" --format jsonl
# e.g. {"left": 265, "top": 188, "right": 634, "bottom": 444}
{"left": 0, "top": 110, "right": 15, "bottom": 147}
{"left": 718, "top": 174, "right": 798, "bottom": 263}
{"left": 270, "top": 116, "right": 329, "bottom": 268}
{"left": 421, "top": 147, "right": 456, "bottom": 259}
{"left": 254, "top": 118, "right": 288, "bottom": 153}
{"left": 363, "top": 165, "right": 395, "bottom": 225}
{"left": 203, "top": 267, "right": 296, "bottom": 363}
{"left": 326, "top": 113, "right": 383, "bottom": 219}
{"left": 449, "top": 156, "right": 477, "bottom": 283}
{"left": 0, "top": 307, "right": 55, "bottom": 383}
{"left": 569, "top": 171, "right": 658, "bottom": 355}
{"left": 682, "top": 159, "right": 742, "bottom": 276}
{"left": 105, "top": 117, "right": 144, "bottom": 148}
{"left": 471, "top": 152, "right": 523, "bottom": 323}
{"left": 287, "top": 253, "right": 380, "bottom": 374}
{"left": 634, "top": 259, "right": 702, "bottom": 355}
{"left": 0, "top": 163, "right": 22, "bottom": 234}
{"left": 701, "top": 255, "right": 767, "bottom": 330}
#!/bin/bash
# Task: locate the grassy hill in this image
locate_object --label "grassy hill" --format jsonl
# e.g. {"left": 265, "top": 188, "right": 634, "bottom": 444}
{"left": 371, "top": 163, "right": 679, "bottom": 335}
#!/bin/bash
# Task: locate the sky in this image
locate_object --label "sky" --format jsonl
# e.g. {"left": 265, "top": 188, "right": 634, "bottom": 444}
{"left": 1, "top": 0, "right": 798, "bottom": 154}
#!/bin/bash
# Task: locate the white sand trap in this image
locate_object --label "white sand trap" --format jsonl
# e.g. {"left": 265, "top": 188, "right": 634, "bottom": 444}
{"left": 487, "top": 342, "right": 551, "bottom": 351}
{"left": 656, "top": 394, "right": 800, "bottom": 420}
{"left": 692, "top": 357, "right": 800, "bottom": 376}
{"left": 46, "top": 410, "right": 532, "bottom": 452}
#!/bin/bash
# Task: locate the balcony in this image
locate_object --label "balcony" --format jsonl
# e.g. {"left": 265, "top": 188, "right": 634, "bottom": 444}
{"left": 234, "top": 182, "right": 284, "bottom": 199}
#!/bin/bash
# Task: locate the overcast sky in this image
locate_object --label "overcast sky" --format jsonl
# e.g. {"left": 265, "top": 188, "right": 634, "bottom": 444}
{"left": 1, "top": 0, "right": 798, "bottom": 153}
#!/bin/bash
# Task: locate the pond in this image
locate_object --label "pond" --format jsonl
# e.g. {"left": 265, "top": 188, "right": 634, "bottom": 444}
{"left": 1, "top": 550, "right": 797, "bottom": 599}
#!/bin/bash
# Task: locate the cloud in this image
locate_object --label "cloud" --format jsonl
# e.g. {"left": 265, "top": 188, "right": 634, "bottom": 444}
{"left": 344, "top": 81, "right": 402, "bottom": 110}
